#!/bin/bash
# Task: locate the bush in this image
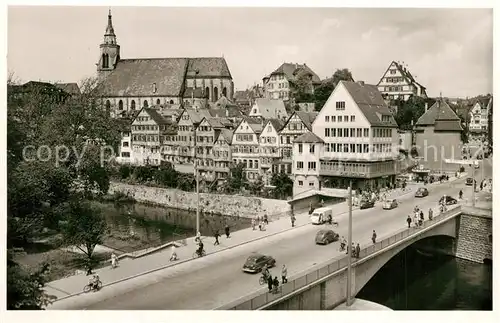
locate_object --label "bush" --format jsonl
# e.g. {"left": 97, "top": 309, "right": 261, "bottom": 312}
{"left": 119, "top": 164, "right": 133, "bottom": 179}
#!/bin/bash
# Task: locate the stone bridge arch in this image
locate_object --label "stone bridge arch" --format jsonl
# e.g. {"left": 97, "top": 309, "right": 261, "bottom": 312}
{"left": 352, "top": 217, "right": 458, "bottom": 297}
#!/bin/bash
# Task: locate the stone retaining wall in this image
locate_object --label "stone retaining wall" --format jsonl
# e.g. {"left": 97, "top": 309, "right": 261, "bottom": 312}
{"left": 456, "top": 213, "right": 492, "bottom": 263}
{"left": 108, "top": 182, "right": 291, "bottom": 219}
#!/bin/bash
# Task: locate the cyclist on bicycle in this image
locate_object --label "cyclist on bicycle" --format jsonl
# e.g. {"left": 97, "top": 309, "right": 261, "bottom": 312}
{"left": 262, "top": 264, "right": 270, "bottom": 280}
{"left": 91, "top": 274, "right": 100, "bottom": 290}
{"left": 340, "top": 236, "right": 347, "bottom": 251}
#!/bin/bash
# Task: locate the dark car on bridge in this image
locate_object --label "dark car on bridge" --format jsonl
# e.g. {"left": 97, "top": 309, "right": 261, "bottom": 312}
{"left": 415, "top": 187, "right": 429, "bottom": 198}
{"left": 439, "top": 195, "right": 458, "bottom": 206}
{"left": 466, "top": 178, "right": 474, "bottom": 186}
{"left": 242, "top": 253, "right": 276, "bottom": 273}
{"left": 359, "top": 199, "right": 375, "bottom": 209}
{"left": 315, "top": 229, "right": 340, "bottom": 245}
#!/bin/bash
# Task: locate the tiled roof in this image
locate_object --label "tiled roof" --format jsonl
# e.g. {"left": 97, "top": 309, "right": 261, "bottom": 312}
{"left": 416, "top": 99, "right": 462, "bottom": 131}
{"left": 54, "top": 82, "right": 81, "bottom": 95}
{"left": 268, "top": 62, "right": 321, "bottom": 83}
{"left": 99, "top": 58, "right": 188, "bottom": 97}
{"left": 203, "top": 117, "right": 231, "bottom": 129}
{"left": 243, "top": 117, "right": 264, "bottom": 134}
{"left": 253, "top": 98, "right": 288, "bottom": 119}
{"left": 217, "top": 128, "right": 234, "bottom": 143}
{"left": 294, "top": 111, "right": 318, "bottom": 131}
{"left": 294, "top": 132, "right": 324, "bottom": 143}
{"left": 186, "top": 57, "right": 232, "bottom": 78}
{"left": 265, "top": 118, "right": 285, "bottom": 132}
{"left": 209, "top": 106, "right": 244, "bottom": 118}
{"left": 184, "top": 108, "right": 213, "bottom": 125}
{"left": 341, "top": 81, "right": 398, "bottom": 127}
{"left": 143, "top": 108, "right": 171, "bottom": 125}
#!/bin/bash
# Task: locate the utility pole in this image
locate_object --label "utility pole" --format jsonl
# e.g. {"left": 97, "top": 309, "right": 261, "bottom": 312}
{"left": 471, "top": 162, "right": 476, "bottom": 207}
{"left": 346, "top": 180, "right": 353, "bottom": 307}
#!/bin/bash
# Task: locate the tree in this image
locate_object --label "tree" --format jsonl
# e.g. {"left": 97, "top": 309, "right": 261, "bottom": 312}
{"left": 7, "top": 250, "right": 57, "bottom": 310}
{"left": 248, "top": 175, "right": 265, "bottom": 196}
{"left": 394, "top": 96, "right": 428, "bottom": 129}
{"left": 313, "top": 68, "right": 354, "bottom": 111}
{"left": 226, "top": 162, "right": 248, "bottom": 193}
{"left": 293, "top": 72, "right": 314, "bottom": 103}
{"left": 61, "top": 200, "right": 107, "bottom": 270}
{"left": 270, "top": 173, "right": 293, "bottom": 200}
{"left": 156, "top": 162, "right": 179, "bottom": 187}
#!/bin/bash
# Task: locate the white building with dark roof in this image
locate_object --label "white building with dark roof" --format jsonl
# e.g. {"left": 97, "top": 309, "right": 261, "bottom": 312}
{"left": 248, "top": 98, "right": 288, "bottom": 121}
{"left": 292, "top": 80, "right": 400, "bottom": 194}
{"left": 376, "top": 61, "right": 427, "bottom": 101}
{"left": 95, "top": 10, "right": 234, "bottom": 115}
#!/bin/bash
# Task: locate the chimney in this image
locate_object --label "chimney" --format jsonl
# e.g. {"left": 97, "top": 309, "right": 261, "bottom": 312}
{"left": 425, "top": 102, "right": 428, "bottom": 112}
{"left": 357, "top": 81, "right": 365, "bottom": 86}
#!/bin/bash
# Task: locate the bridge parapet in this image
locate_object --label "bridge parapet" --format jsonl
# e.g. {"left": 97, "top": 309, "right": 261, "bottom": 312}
{"left": 216, "top": 205, "right": 466, "bottom": 310}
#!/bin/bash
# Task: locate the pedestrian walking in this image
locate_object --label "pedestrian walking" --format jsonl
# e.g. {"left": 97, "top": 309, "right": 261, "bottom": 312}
{"left": 272, "top": 276, "right": 280, "bottom": 293}
{"left": 110, "top": 253, "right": 118, "bottom": 269}
{"left": 267, "top": 275, "right": 273, "bottom": 292}
{"left": 281, "top": 264, "right": 288, "bottom": 284}
{"left": 214, "top": 231, "right": 220, "bottom": 245}
{"left": 351, "top": 242, "right": 355, "bottom": 256}
{"left": 291, "top": 215, "right": 296, "bottom": 227}
{"left": 414, "top": 214, "right": 419, "bottom": 227}
{"left": 170, "top": 245, "right": 178, "bottom": 261}
{"left": 407, "top": 215, "right": 412, "bottom": 228}
{"left": 372, "top": 230, "right": 377, "bottom": 244}
{"left": 355, "top": 243, "right": 361, "bottom": 258}
{"left": 258, "top": 221, "right": 262, "bottom": 231}
{"left": 419, "top": 211, "right": 424, "bottom": 225}
{"left": 260, "top": 220, "right": 266, "bottom": 231}
{"left": 264, "top": 214, "right": 269, "bottom": 225}
{"left": 251, "top": 217, "right": 256, "bottom": 230}
{"left": 428, "top": 208, "right": 433, "bottom": 221}
{"left": 225, "top": 224, "right": 230, "bottom": 238}
{"left": 480, "top": 181, "right": 483, "bottom": 191}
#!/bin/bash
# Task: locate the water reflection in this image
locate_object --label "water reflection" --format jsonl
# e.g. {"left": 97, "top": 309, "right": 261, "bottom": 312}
{"left": 357, "top": 246, "right": 492, "bottom": 310}
{"left": 92, "top": 201, "right": 251, "bottom": 253}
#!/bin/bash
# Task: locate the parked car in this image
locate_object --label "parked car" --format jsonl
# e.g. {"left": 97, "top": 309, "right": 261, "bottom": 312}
{"left": 315, "top": 229, "right": 340, "bottom": 245}
{"left": 382, "top": 199, "right": 398, "bottom": 210}
{"left": 242, "top": 253, "right": 276, "bottom": 273}
{"left": 439, "top": 195, "right": 458, "bottom": 205}
{"left": 360, "top": 199, "right": 375, "bottom": 209}
{"left": 465, "top": 178, "right": 474, "bottom": 186}
{"left": 415, "top": 187, "right": 429, "bottom": 198}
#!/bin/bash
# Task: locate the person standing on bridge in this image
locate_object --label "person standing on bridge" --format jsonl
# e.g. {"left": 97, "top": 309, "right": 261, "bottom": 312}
{"left": 372, "top": 230, "right": 377, "bottom": 244}
{"left": 407, "top": 215, "right": 412, "bottom": 228}
{"left": 267, "top": 275, "right": 273, "bottom": 292}
{"left": 428, "top": 208, "right": 433, "bottom": 221}
{"left": 355, "top": 243, "right": 361, "bottom": 258}
{"left": 264, "top": 214, "right": 269, "bottom": 225}
{"left": 281, "top": 264, "right": 288, "bottom": 284}
{"left": 414, "top": 213, "right": 419, "bottom": 228}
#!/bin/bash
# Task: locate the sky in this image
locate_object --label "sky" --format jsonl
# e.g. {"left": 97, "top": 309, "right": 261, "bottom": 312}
{"left": 7, "top": 6, "right": 493, "bottom": 98}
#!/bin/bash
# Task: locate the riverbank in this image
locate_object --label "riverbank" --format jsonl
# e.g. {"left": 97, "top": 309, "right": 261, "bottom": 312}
{"left": 108, "top": 181, "right": 291, "bottom": 219}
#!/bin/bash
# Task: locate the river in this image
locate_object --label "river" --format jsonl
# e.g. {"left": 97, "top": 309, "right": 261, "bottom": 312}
{"left": 92, "top": 201, "right": 251, "bottom": 253}
{"left": 356, "top": 245, "right": 492, "bottom": 310}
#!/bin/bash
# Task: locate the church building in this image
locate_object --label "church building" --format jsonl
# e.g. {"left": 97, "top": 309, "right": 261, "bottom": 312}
{"left": 95, "top": 10, "right": 235, "bottom": 115}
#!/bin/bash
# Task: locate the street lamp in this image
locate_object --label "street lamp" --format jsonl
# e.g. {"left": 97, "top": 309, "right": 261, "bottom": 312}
{"left": 346, "top": 180, "right": 353, "bottom": 307}
{"left": 194, "top": 126, "right": 200, "bottom": 235}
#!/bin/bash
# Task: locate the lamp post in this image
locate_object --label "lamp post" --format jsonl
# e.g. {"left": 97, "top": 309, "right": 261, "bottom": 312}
{"left": 346, "top": 180, "right": 353, "bottom": 307}
{"left": 471, "top": 161, "right": 476, "bottom": 207}
{"left": 194, "top": 126, "right": 200, "bottom": 234}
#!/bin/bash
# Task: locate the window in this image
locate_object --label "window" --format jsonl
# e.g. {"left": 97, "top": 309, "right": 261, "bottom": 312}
{"left": 325, "top": 116, "right": 330, "bottom": 122}
{"left": 143, "top": 100, "right": 149, "bottom": 108}
{"left": 214, "top": 87, "right": 219, "bottom": 101}
{"left": 170, "top": 99, "right": 174, "bottom": 104}
{"left": 296, "top": 161, "right": 304, "bottom": 169}
{"left": 344, "top": 116, "right": 349, "bottom": 122}
{"left": 343, "top": 128, "right": 349, "bottom": 137}
{"left": 343, "top": 144, "right": 349, "bottom": 153}
{"left": 363, "top": 128, "right": 369, "bottom": 137}
{"left": 310, "top": 144, "right": 315, "bottom": 153}
{"left": 152, "top": 83, "right": 157, "bottom": 93}
{"left": 390, "top": 70, "right": 396, "bottom": 74}
{"left": 298, "top": 180, "right": 304, "bottom": 186}
{"left": 121, "top": 152, "right": 130, "bottom": 158}
{"left": 325, "top": 128, "right": 330, "bottom": 137}
{"left": 309, "top": 182, "right": 315, "bottom": 187}
{"left": 338, "top": 128, "right": 343, "bottom": 137}
{"left": 356, "top": 128, "right": 362, "bottom": 137}
{"left": 105, "top": 100, "right": 111, "bottom": 112}
{"left": 122, "top": 141, "right": 129, "bottom": 147}
{"left": 298, "top": 143, "right": 303, "bottom": 153}
{"left": 363, "top": 144, "right": 369, "bottom": 153}
{"left": 350, "top": 128, "right": 355, "bottom": 137}
{"left": 332, "top": 116, "right": 336, "bottom": 122}
{"left": 332, "top": 128, "right": 336, "bottom": 137}
{"left": 350, "top": 144, "right": 355, "bottom": 153}
{"left": 118, "top": 100, "right": 123, "bottom": 110}
{"left": 350, "top": 115, "right": 355, "bottom": 122}
{"left": 336, "top": 101, "right": 346, "bottom": 110}
{"left": 286, "top": 136, "right": 291, "bottom": 144}
{"left": 156, "top": 99, "right": 161, "bottom": 105}
{"left": 308, "top": 162, "right": 317, "bottom": 171}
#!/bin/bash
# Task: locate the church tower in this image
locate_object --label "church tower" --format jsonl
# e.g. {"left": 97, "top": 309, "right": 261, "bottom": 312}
{"left": 97, "top": 9, "right": 120, "bottom": 79}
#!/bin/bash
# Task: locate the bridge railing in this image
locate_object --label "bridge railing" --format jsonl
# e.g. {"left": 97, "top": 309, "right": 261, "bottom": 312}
{"left": 216, "top": 204, "right": 464, "bottom": 310}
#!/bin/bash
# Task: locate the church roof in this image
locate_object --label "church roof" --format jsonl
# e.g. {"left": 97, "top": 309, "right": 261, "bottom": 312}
{"left": 99, "top": 57, "right": 233, "bottom": 97}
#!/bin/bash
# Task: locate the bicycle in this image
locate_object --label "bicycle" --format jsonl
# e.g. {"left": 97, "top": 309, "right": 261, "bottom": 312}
{"left": 83, "top": 280, "right": 102, "bottom": 293}
{"left": 259, "top": 274, "right": 268, "bottom": 285}
{"left": 192, "top": 249, "right": 206, "bottom": 259}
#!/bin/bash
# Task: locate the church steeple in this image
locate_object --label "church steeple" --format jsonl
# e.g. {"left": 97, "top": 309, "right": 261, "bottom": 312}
{"left": 97, "top": 8, "right": 120, "bottom": 77}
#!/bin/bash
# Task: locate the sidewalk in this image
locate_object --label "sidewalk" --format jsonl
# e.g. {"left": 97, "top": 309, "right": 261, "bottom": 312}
{"left": 44, "top": 180, "right": 424, "bottom": 301}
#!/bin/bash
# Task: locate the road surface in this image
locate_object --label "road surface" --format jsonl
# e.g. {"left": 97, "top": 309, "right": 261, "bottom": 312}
{"left": 48, "top": 166, "right": 490, "bottom": 310}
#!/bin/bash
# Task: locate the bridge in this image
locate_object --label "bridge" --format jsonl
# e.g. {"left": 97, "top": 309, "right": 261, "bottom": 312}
{"left": 47, "top": 163, "right": 491, "bottom": 310}
{"left": 217, "top": 205, "right": 492, "bottom": 310}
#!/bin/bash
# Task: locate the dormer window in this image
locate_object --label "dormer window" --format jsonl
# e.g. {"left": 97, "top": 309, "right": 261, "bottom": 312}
{"left": 152, "top": 83, "right": 157, "bottom": 93}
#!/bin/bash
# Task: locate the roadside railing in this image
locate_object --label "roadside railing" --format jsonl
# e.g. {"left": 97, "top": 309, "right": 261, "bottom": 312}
{"left": 216, "top": 204, "right": 465, "bottom": 310}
